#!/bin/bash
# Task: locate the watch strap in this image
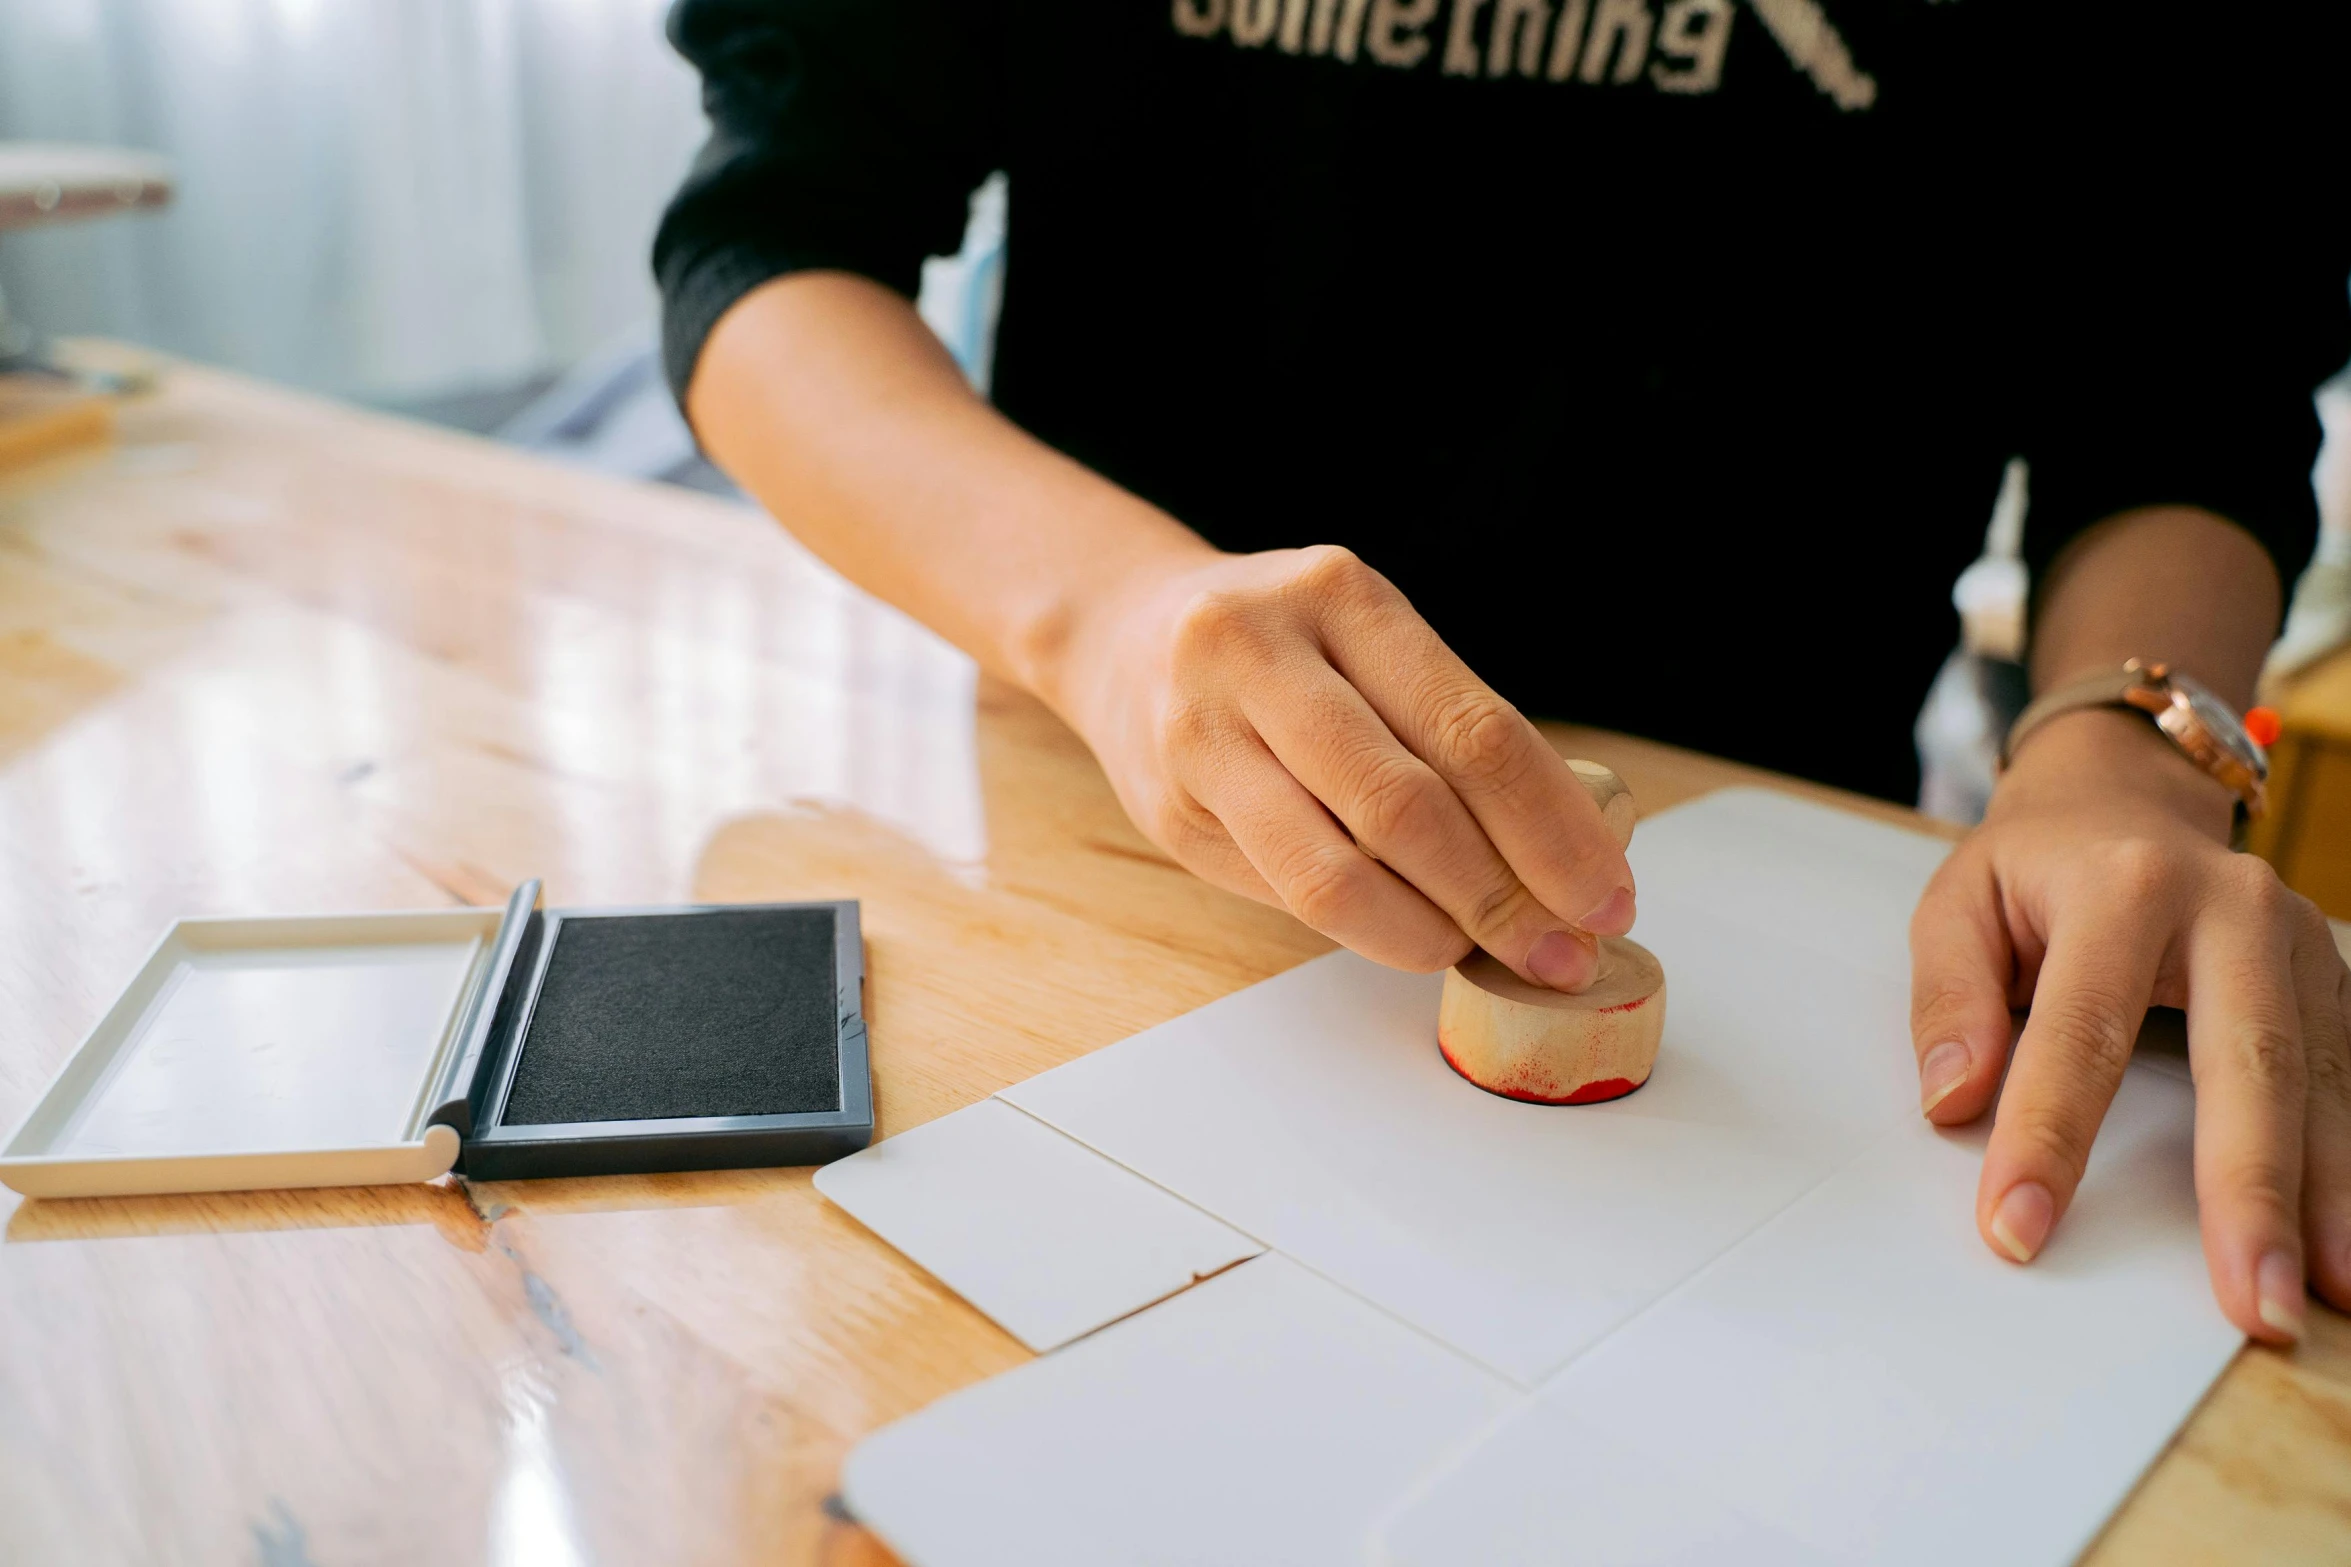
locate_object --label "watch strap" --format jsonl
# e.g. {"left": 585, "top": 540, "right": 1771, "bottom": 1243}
{"left": 1999, "top": 666, "right": 2146, "bottom": 770}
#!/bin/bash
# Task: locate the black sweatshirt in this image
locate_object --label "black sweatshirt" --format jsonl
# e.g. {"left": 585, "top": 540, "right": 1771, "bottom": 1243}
{"left": 655, "top": 0, "right": 2348, "bottom": 802}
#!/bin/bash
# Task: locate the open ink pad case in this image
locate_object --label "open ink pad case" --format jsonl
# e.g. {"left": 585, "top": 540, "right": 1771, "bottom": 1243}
{"left": 0, "top": 883, "right": 872, "bottom": 1198}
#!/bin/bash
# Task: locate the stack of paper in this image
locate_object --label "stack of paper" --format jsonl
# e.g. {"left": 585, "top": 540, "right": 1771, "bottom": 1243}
{"left": 817, "top": 790, "right": 2238, "bottom": 1565}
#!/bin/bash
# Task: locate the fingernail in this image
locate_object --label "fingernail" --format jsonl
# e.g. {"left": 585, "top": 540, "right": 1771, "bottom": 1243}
{"left": 2256, "top": 1250, "right": 2306, "bottom": 1343}
{"left": 1919, "top": 1041, "right": 1971, "bottom": 1116}
{"left": 1576, "top": 885, "right": 1635, "bottom": 937}
{"left": 1990, "top": 1182, "right": 2053, "bottom": 1263}
{"left": 1527, "top": 929, "right": 1597, "bottom": 992}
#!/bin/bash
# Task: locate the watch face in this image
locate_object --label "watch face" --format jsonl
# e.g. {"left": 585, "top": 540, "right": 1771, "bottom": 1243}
{"left": 2169, "top": 672, "right": 2268, "bottom": 777}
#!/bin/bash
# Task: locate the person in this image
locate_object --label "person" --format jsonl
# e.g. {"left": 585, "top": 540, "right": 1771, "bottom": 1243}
{"left": 653, "top": 0, "right": 2351, "bottom": 1342}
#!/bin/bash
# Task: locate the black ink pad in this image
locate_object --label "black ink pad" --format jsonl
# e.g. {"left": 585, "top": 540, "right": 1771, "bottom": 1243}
{"left": 441, "top": 886, "right": 871, "bottom": 1180}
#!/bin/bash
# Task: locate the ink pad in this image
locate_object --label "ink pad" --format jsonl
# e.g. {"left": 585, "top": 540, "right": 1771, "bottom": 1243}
{"left": 0, "top": 882, "right": 873, "bottom": 1197}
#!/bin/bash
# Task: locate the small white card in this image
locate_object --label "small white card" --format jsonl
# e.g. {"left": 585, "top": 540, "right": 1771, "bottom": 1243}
{"left": 814, "top": 1097, "right": 1261, "bottom": 1352}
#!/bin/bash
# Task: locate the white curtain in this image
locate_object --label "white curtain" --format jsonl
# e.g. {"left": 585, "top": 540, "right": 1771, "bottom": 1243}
{"left": 0, "top": 0, "right": 709, "bottom": 404}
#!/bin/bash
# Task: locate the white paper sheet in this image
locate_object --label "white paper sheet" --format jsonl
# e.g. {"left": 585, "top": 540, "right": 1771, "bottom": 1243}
{"left": 843, "top": 1253, "right": 1518, "bottom": 1567}
{"left": 1385, "top": 1398, "right": 1836, "bottom": 1567}
{"left": 840, "top": 788, "right": 2239, "bottom": 1567}
{"left": 815, "top": 1098, "right": 1262, "bottom": 1351}
{"left": 1619, "top": 788, "right": 1952, "bottom": 981}
{"left": 1003, "top": 952, "right": 1840, "bottom": 1386}
{"left": 1376, "top": 1069, "right": 2235, "bottom": 1567}
{"left": 997, "top": 791, "right": 1954, "bottom": 1385}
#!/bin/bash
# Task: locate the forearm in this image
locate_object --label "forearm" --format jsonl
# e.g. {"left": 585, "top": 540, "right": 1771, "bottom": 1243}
{"left": 1995, "top": 506, "right": 2283, "bottom": 839}
{"left": 685, "top": 271, "right": 1215, "bottom": 705}
{"left": 2030, "top": 505, "right": 2280, "bottom": 705}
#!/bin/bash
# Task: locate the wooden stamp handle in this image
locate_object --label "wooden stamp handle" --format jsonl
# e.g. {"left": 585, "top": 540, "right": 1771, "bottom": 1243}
{"left": 1565, "top": 759, "right": 1636, "bottom": 851}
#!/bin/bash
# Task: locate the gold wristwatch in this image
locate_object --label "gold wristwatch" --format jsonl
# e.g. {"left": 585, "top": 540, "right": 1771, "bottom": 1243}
{"left": 2001, "top": 659, "right": 2280, "bottom": 818}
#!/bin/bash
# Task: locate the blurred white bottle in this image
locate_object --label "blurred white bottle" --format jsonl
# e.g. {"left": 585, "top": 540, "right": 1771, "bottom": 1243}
{"left": 1917, "top": 458, "right": 2032, "bottom": 826}
{"left": 2261, "top": 367, "right": 2351, "bottom": 697}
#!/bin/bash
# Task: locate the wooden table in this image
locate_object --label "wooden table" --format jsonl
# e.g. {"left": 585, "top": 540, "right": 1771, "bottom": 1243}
{"left": 1, "top": 362, "right": 2346, "bottom": 1567}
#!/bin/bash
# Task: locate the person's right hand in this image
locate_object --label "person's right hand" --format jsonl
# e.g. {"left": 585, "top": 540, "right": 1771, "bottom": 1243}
{"left": 1044, "top": 544, "right": 1637, "bottom": 990}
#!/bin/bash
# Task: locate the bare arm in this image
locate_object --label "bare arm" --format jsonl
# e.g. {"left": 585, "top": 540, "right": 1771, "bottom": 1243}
{"left": 687, "top": 271, "right": 1636, "bottom": 991}
{"left": 687, "top": 271, "right": 1211, "bottom": 694}
{"left": 2031, "top": 505, "right": 2278, "bottom": 699}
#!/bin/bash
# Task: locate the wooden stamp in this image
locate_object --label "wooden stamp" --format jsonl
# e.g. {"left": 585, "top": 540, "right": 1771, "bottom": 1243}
{"left": 1436, "top": 760, "right": 1665, "bottom": 1105}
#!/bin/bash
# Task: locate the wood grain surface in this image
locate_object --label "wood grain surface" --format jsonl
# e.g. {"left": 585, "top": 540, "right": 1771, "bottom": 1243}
{"left": 0, "top": 361, "right": 2344, "bottom": 1567}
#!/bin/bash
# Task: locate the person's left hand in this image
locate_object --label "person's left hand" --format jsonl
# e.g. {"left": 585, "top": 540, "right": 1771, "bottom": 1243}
{"left": 1909, "top": 706, "right": 2351, "bottom": 1343}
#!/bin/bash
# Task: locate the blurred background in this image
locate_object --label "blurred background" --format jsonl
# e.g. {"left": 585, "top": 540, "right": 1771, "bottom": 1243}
{"left": 2, "top": 1, "right": 702, "bottom": 414}
{"left": 0, "top": 0, "right": 1005, "bottom": 486}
